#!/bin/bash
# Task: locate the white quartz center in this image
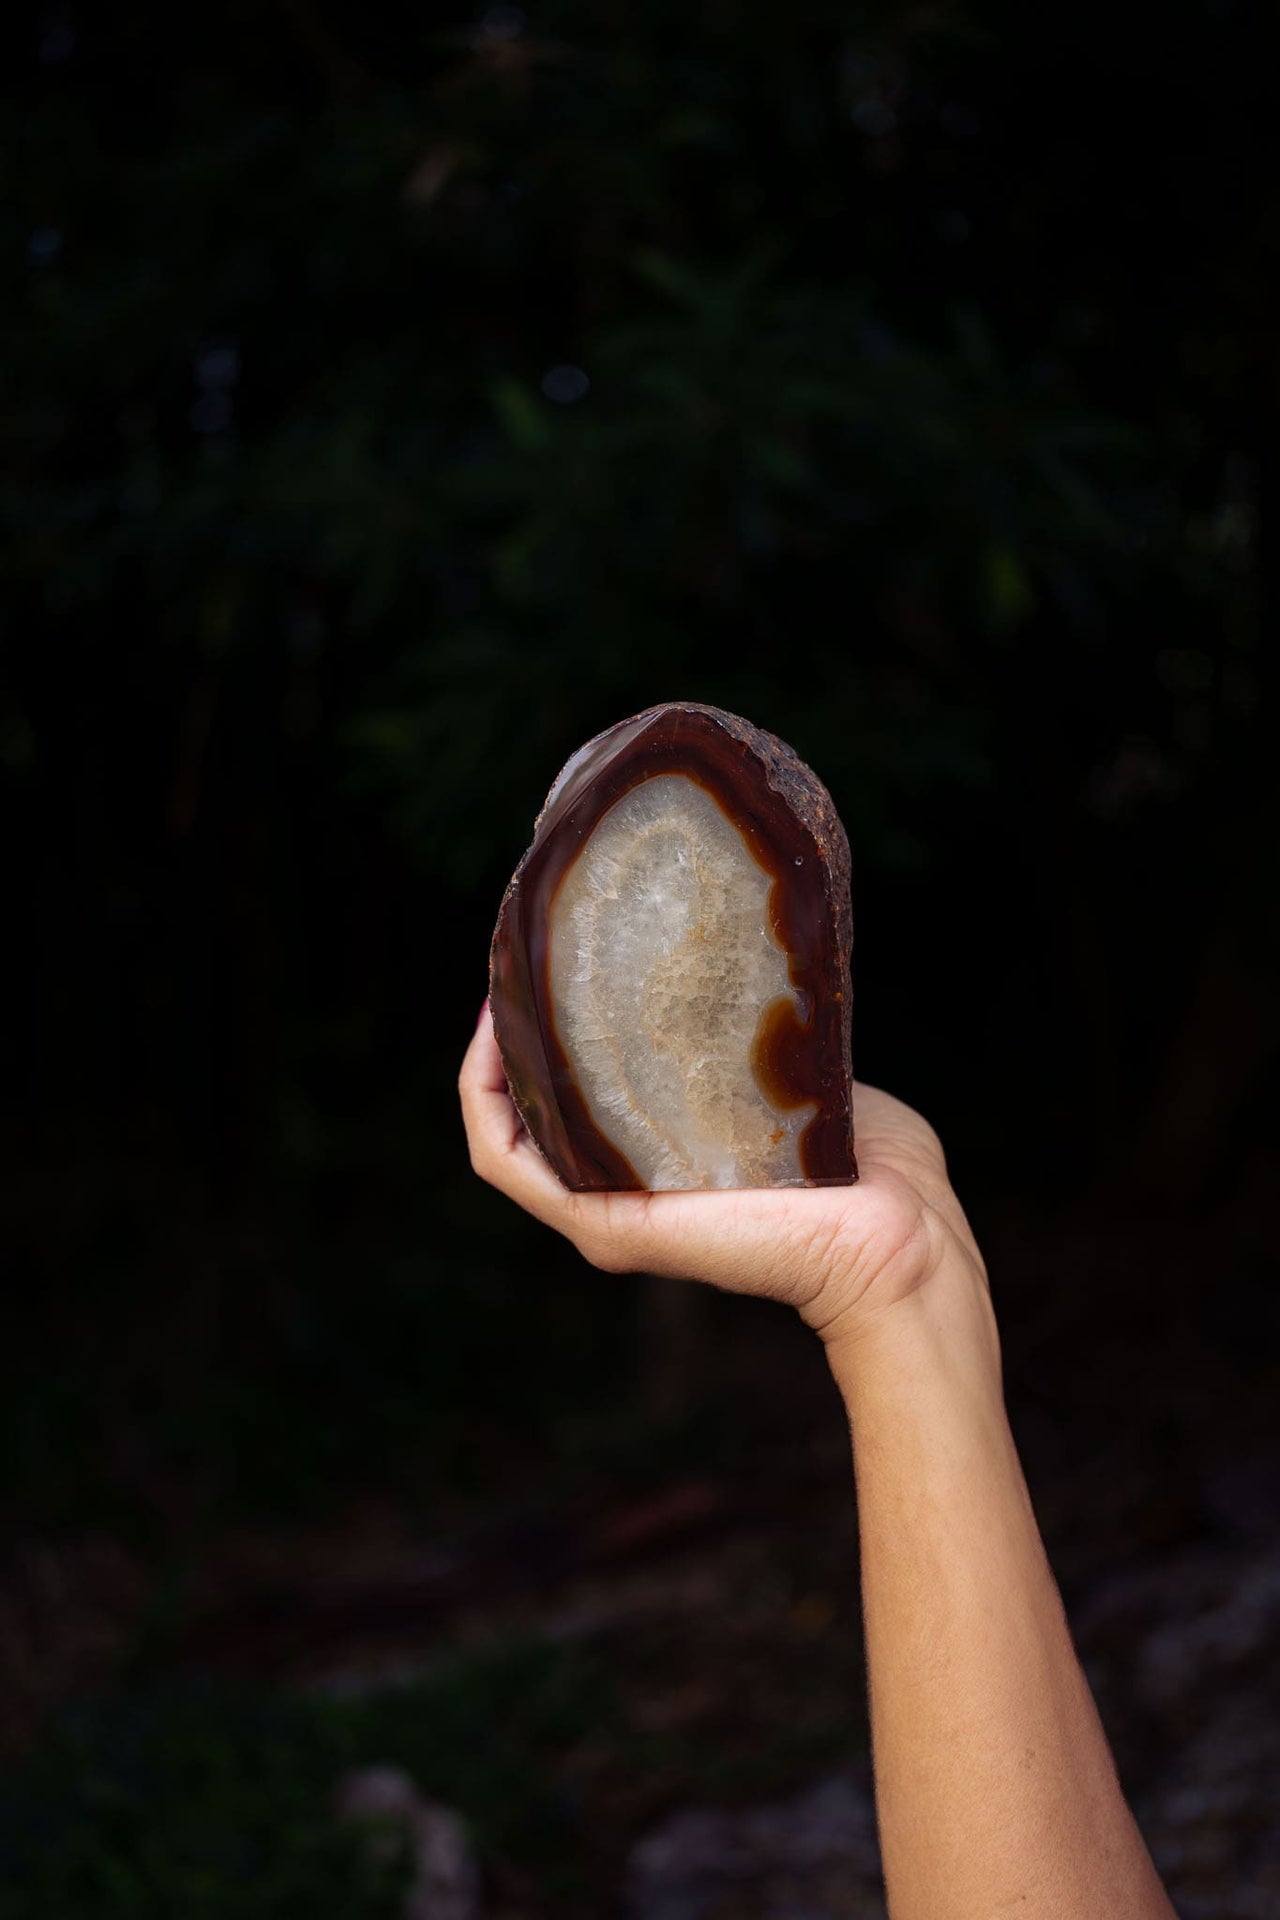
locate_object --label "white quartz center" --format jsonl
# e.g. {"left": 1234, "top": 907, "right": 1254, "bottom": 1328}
{"left": 548, "top": 773, "right": 818, "bottom": 1189}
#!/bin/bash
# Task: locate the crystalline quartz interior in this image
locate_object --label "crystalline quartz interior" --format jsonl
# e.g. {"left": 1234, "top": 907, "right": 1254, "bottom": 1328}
{"left": 548, "top": 774, "right": 817, "bottom": 1189}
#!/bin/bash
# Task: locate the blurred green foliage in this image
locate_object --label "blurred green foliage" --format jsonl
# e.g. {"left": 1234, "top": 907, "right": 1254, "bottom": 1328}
{"left": 0, "top": 1643, "right": 607, "bottom": 1916}
{"left": 2, "top": 0, "right": 1276, "bottom": 1537}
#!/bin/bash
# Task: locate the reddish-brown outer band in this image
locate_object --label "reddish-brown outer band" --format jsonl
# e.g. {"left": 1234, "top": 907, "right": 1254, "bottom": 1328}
{"left": 489, "top": 703, "right": 857, "bottom": 1192}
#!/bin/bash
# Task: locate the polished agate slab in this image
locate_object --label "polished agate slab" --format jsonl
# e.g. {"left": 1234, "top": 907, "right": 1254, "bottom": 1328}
{"left": 490, "top": 704, "right": 856, "bottom": 1192}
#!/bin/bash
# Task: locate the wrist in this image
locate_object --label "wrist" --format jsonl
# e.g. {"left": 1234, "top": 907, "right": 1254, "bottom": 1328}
{"left": 822, "top": 1251, "right": 1004, "bottom": 1425}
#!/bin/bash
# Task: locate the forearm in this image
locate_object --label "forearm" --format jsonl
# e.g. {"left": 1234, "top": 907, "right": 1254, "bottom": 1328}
{"left": 830, "top": 1266, "right": 1175, "bottom": 1920}
{"left": 460, "top": 1016, "right": 1174, "bottom": 1912}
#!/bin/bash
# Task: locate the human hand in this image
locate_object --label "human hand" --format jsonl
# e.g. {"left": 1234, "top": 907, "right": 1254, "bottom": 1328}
{"left": 459, "top": 1004, "right": 991, "bottom": 1364}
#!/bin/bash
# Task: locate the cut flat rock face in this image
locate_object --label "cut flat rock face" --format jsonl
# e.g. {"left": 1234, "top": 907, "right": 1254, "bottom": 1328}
{"left": 490, "top": 704, "right": 856, "bottom": 1193}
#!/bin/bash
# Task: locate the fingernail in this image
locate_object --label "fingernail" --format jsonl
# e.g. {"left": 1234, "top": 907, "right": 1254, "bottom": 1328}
{"left": 477, "top": 996, "right": 490, "bottom": 1028}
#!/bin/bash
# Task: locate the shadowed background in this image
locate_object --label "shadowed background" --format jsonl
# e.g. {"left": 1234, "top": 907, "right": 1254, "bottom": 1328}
{"left": 3, "top": 4, "right": 1278, "bottom": 1915}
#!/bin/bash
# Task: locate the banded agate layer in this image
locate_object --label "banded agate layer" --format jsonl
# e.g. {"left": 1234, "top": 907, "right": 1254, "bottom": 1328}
{"left": 490, "top": 703, "right": 857, "bottom": 1193}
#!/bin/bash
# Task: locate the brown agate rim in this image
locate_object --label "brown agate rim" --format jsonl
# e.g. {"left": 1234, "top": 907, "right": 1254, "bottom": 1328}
{"left": 489, "top": 702, "right": 857, "bottom": 1192}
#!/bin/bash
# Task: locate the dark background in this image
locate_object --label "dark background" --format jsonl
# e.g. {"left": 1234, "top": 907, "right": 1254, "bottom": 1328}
{"left": 3, "top": 4, "right": 1278, "bottom": 1915}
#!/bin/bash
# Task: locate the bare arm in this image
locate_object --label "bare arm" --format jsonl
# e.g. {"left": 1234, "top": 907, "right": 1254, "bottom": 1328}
{"left": 460, "top": 1008, "right": 1176, "bottom": 1919}
{"left": 830, "top": 1278, "right": 1174, "bottom": 1918}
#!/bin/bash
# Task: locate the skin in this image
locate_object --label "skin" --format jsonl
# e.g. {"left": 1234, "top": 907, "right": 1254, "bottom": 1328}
{"left": 459, "top": 1005, "right": 1177, "bottom": 1919}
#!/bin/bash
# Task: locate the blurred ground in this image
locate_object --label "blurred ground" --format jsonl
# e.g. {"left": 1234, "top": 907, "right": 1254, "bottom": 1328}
{"left": 3, "top": 1203, "right": 1277, "bottom": 1916}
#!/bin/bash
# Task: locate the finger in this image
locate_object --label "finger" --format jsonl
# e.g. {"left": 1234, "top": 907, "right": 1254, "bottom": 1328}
{"left": 460, "top": 1007, "right": 893, "bottom": 1296}
{"left": 459, "top": 1003, "right": 519, "bottom": 1145}
{"left": 458, "top": 1009, "right": 690, "bottom": 1267}
{"left": 458, "top": 1005, "right": 588, "bottom": 1236}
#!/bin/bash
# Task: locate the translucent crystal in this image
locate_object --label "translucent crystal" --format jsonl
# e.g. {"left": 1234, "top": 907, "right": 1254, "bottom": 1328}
{"left": 548, "top": 774, "right": 817, "bottom": 1189}
{"left": 490, "top": 702, "right": 856, "bottom": 1192}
